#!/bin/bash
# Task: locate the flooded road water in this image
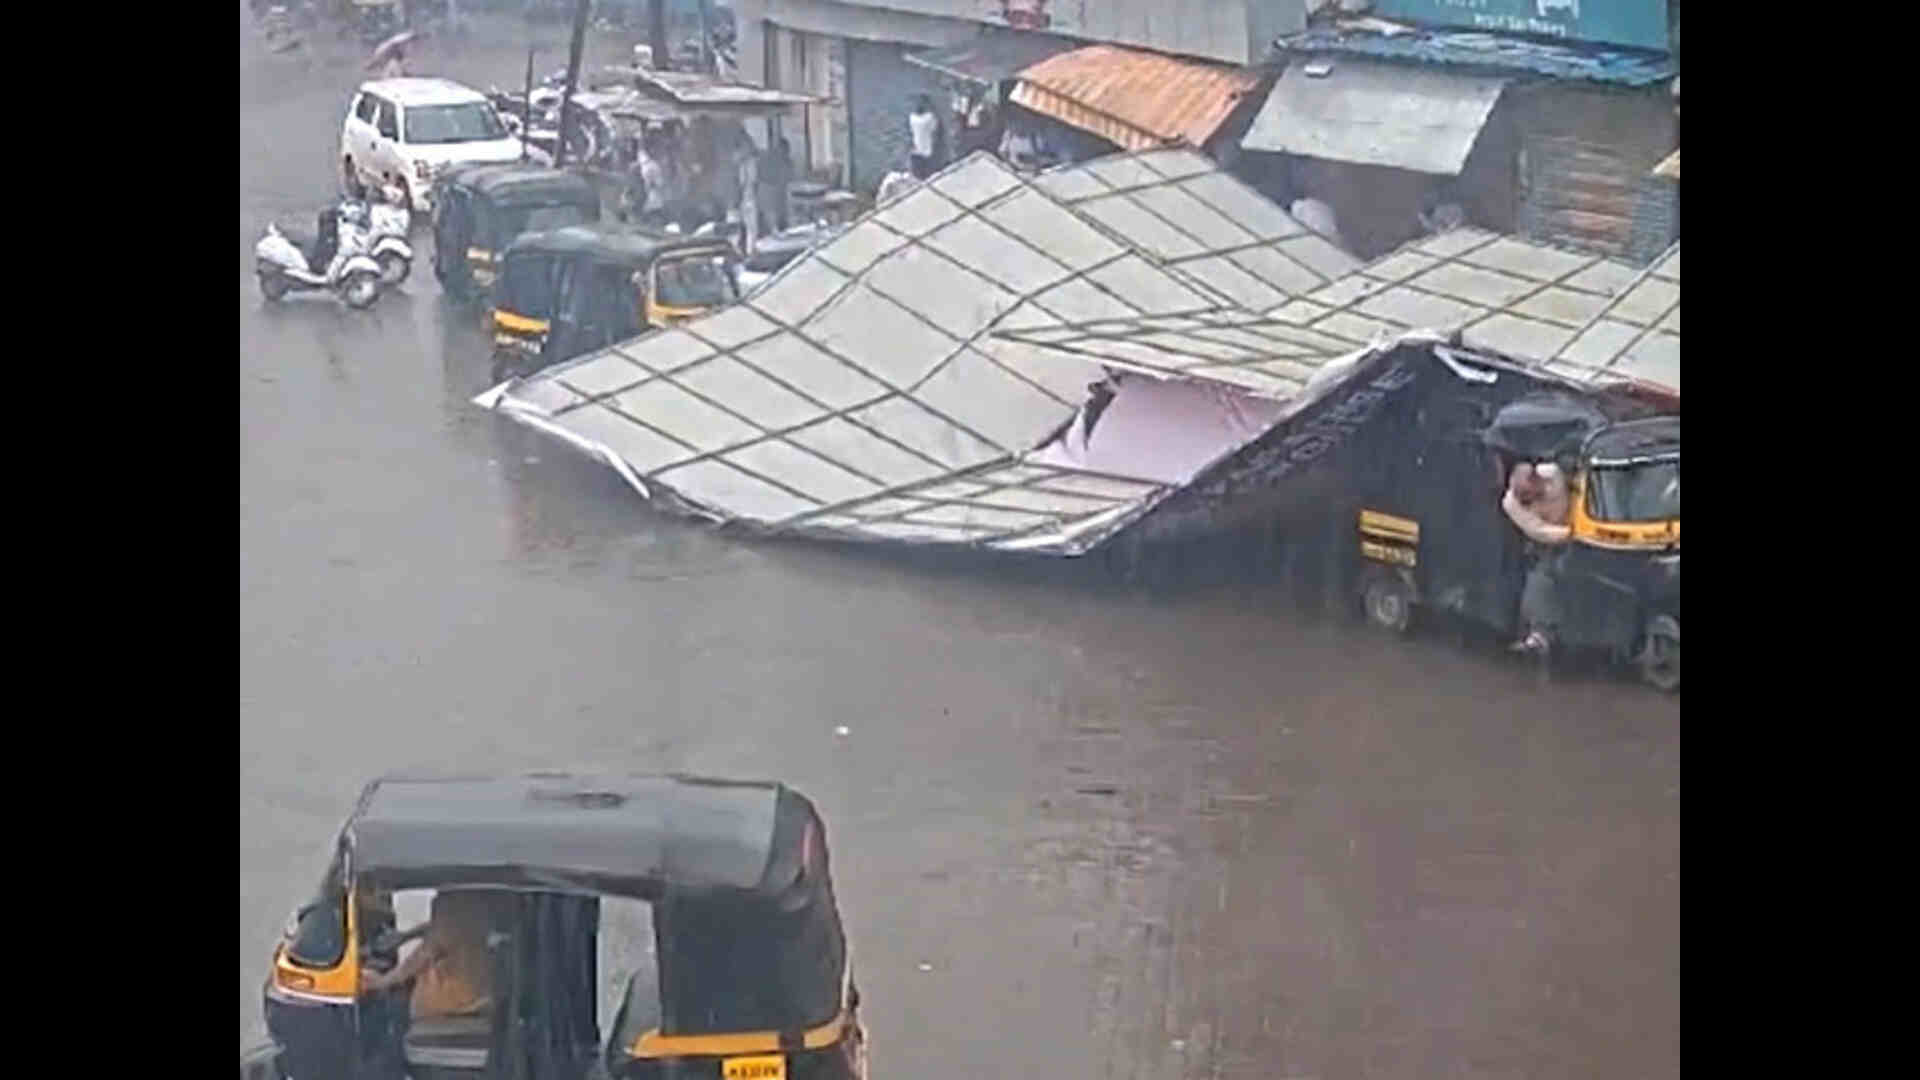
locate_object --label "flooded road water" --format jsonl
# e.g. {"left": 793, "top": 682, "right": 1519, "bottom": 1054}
{"left": 239, "top": 12, "right": 1678, "bottom": 1078}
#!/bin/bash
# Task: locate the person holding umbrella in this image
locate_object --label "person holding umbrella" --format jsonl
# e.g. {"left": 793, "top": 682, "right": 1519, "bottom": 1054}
{"left": 367, "top": 29, "right": 421, "bottom": 80}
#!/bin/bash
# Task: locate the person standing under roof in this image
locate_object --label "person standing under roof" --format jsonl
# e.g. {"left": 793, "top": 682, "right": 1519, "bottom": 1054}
{"left": 1289, "top": 194, "right": 1348, "bottom": 254}
{"left": 756, "top": 134, "right": 794, "bottom": 236}
{"left": 908, "top": 95, "right": 940, "bottom": 180}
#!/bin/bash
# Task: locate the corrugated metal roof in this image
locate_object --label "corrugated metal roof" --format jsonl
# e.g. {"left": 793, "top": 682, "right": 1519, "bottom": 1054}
{"left": 1010, "top": 45, "right": 1261, "bottom": 152}
{"left": 905, "top": 29, "right": 1080, "bottom": 87}
{"left": 1281, "top": 24, "right": 1677, "bottom": 87}
{"left": 1241, "top": 58, "right": 1506, "bottom": 175}
{"left": 632, "top": 68, "right": 819, "bottom": 107}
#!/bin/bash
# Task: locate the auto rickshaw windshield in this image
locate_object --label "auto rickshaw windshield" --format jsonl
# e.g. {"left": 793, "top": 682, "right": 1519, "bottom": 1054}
{"left": 284, "top": 856, "right": 348, "bottom": 968}
{"left": 656, "top": 253, "right": 738, "bottom": 308}
{"left": 1587, "top": 458, "right": 1679, "bottom": 523}
{"left": 499, "top": 254, "right": 563, "bottom": 320}
{"left": 500, "top": 203, "right": 594, "bottom": 243}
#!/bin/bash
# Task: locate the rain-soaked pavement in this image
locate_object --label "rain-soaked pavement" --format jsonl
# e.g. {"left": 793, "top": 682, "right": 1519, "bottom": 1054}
{"left": 239, "top": 11, "right": 1678, "bottom": 1078}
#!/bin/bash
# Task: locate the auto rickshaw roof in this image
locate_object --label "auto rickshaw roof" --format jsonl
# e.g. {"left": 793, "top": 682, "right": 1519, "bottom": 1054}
{"left": 503, "top": 224, "right": 734, "bottom": 266}
{"left": 1585, "top": 416, "right": 1679, "bottom": 465}
{"left": 441, "top": 163, "right": 599, "bottom": 209}
{"left": 345, "top": 772, "right": 821, "bottom": 899}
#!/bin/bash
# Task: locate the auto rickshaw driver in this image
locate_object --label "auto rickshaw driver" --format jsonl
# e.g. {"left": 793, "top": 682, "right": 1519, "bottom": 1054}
{"left": 360, "top": 889, "right": 505, "bottom": 1023}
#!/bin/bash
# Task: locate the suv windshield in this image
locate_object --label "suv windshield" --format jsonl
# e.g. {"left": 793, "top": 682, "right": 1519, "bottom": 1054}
{"left": 405, "top": 102, "right": 507, "bottom": 144}
{"left": 1587, "top": 459, "right": 1679, "bottom": 523}
{"left": 655, "top": 253, "right": 738, "bottom": 309}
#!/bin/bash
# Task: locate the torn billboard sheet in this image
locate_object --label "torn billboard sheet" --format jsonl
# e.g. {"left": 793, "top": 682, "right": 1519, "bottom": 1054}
{"left": 476, "top": 151, "right": 1335, "bottom": 555}
{"left": 1032, "top": 149, "right": 1364, "bottom": 314}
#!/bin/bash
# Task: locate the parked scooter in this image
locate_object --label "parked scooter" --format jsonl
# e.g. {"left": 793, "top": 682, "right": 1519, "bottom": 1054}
{"left": 255, "top": 201, "right": 384, "bottom": 308}
{"left": 366, "top": 184, "right": 414, "bottom": 285}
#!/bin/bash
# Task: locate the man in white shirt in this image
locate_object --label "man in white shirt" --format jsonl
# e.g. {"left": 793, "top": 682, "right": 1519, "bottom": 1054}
{"left": 908, "top": 95, "right": 940, "bottom": 179}
{"left": 1289, "top": 195, "right": 1349, "bottom": 254}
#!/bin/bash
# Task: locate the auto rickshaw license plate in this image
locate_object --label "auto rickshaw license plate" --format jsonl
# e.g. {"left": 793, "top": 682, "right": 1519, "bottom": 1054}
{"left": 722, "top": 1055, "right": 786, "bottom": 1079}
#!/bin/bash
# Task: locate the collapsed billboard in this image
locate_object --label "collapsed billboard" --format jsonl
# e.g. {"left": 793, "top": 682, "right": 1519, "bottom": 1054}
{"left": 475, "top": 150, "right": 1677, "bottom": 558}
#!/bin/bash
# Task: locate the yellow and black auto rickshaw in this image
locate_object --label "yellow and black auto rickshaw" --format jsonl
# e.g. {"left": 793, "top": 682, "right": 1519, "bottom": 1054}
{"left": 1349, "top": 360, "right": 1679, "bottom": 691}
{"left": 253, "top": 772, "right": 868, "bottom": 1080}
{"left": 430, "top": 164, "right": 602, "bottom": 303}
{"left": 489, "top": 224, "right": 741, "bottom": 382}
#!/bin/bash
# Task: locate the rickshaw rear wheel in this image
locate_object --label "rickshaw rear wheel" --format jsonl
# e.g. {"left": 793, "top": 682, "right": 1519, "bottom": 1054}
{"left": 1361, "top": 570, "right": 1414, "bottom": 635}
{"left": 1637, "top": 614, "right": 1680, "bottom": 693}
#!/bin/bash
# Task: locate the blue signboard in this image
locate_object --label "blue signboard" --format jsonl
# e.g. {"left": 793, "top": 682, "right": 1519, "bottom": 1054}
{"left": 1373, "top": 0, "right": 1671, "bottom": 53}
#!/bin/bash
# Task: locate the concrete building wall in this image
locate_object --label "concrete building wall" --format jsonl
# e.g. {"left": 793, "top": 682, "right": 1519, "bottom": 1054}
{"left": 745, "top": 0, "right": 1306, "bottom": 66}
{"left": 1512, "top": 84, "right": 1678, "bottom": 263}
{"left": 846, "top": 38, "right": 955, "bottom": 189}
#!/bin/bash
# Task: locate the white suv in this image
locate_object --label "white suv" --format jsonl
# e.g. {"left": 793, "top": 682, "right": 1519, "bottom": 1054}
{"left": 341, "top": 78, "right": 526, "bottom": 214}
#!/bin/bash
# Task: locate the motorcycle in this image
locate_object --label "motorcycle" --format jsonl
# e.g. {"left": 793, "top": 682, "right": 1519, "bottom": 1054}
{"left": 255, "top": 201, "right": 385, "bottom": 309}
{"left": 366, "top": 185, "right": 415, "bottom": 285}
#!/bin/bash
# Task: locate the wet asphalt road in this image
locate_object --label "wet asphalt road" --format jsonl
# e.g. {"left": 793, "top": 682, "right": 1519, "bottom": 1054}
{"left": 239, "top": 12, "right": 1679, "bottom": 1078}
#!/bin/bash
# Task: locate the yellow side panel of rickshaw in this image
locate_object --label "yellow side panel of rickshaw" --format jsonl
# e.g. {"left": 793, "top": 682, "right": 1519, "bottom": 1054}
{"left": 269, "top": 888, "right": 360, "bottom": 1004}
{"left": 629, "top": 1008, "right": 851, "bottom": 1059}
{"left": 494, "top": 310, "right": 551, "bottom": 336}
{"left": 645, "top": 299, "right": 712, "bottom": 328}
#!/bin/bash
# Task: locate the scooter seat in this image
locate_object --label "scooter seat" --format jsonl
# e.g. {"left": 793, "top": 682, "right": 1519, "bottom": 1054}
{"left": 403, "top": 1015, "right": 491, "bottom": 1070}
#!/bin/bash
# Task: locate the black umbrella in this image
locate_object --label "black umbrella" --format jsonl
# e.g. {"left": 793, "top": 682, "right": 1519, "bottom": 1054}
{"left": 1483, "top": 393, "right": 1609, "bottom": 461}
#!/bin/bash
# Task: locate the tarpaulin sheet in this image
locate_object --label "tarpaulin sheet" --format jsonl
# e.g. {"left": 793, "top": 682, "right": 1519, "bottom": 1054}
{"left": 1032, "top": 374, "right": 1288, "bottom": 485}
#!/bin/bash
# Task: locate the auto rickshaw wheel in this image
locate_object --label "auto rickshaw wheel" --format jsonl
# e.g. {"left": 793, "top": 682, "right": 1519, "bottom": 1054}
{"left": 1637, "top": 614, "right": 1680, "bottom": 693}
{"left": 1361, "top": 569, "right": 1414, "bottom": 635}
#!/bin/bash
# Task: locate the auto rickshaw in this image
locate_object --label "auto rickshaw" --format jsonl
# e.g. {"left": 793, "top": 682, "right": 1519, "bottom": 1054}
{"left": 430, "top": 164, "right": 602, "bottom": 303}
{"left": 1349, "top": 359, "right": 1680, "bottom": 691}
{"left": 254, "top": 772, "right": 868, "bottom": 1080}
{"left": 489, "top": 224, "right": 741, "bottom": 382}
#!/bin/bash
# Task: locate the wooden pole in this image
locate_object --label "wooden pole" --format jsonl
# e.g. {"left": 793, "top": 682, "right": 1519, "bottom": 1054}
{"left": 697, "top": 0, "right": 712, "bottom": 74}
{"left": 522, "top": 47, "right": 535, "bottom": 162}
{"left": 555, "top": 0, "right": 592, "bottom": 168}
